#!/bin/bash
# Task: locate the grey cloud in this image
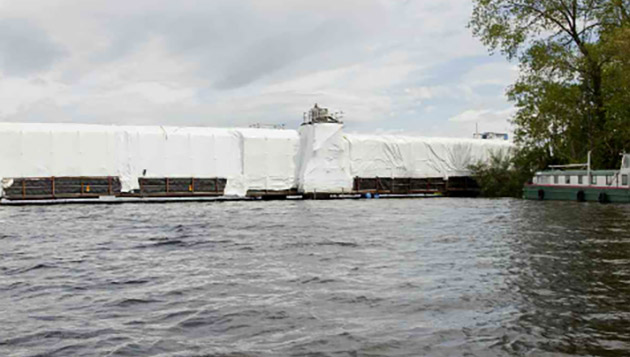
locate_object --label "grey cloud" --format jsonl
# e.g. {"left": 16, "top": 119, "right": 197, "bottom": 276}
{"left": 213, "top": 19, "right": 363, "bottom": 90}
{"left": 87, "top": 0, "right": 382, "bottom": 89}
{"left": 0, "top": 0, "right": 515, "bottom": 138}
{"left": 0, "top": 18, "right": 66, "bottom": 76}
{"left": 91, "top": 1, "right": 258, "bottom": 62}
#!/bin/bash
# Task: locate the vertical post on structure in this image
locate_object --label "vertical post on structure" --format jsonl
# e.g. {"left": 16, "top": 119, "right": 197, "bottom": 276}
{"left": 587, "top": 151, "right": 592, "bottom": 186}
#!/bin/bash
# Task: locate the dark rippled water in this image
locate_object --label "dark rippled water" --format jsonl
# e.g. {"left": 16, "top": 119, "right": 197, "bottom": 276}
{"left": 1, "top": 198, "right": 630, "bottom": 356}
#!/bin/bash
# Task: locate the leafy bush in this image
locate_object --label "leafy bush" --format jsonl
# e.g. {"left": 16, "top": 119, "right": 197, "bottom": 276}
{"left": 469, "top": 150, "right": 534, "bottom": 198}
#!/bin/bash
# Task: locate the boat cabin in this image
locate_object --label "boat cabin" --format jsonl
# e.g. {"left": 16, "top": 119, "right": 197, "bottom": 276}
{"left": 532, "top": 154, "right": 630, "bottom": 188}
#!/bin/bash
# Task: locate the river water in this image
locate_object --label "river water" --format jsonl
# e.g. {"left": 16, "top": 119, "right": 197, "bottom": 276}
{"left": 1, "top": 198, "right": 629, "bottom": 356}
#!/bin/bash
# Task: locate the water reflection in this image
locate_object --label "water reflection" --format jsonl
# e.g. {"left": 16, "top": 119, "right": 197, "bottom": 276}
{"left": 1, "top": 199, "right": 630, "bottom": 356}
{"left": 505, "top": 202, "right": 630, "bottom": 356}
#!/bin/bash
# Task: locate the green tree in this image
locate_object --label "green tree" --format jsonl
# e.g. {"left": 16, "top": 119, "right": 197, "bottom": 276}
{"left": 470, "top": 0, "right": 630, "bottom": 170}
{"left": 469, "top": 149, "right": 534, "bottom": 197}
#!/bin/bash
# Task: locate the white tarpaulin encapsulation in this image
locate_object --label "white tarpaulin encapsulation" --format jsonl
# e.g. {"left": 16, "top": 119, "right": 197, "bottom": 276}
{"left": 0, "top": 123, "right": 122, "bottom": 196}
{"left": 296, "top": 123, "right": 352, "bottom": 193}
{"left": 0, "top": 123, "right": 298, "bottom": 197}
{"left": 345, "top": 133, "right": 512, "bottom": 179}
{"left": 0, "top": 121, "right": 512, "bottom": 198}
{"left": 227, "top": 128, "right": 299, "bottom": 196}
{"left": 295, "top": 123, "right": 513, "bottom": 193}
{"left": 114, "top": 125, "right": 241, "bottom": 192}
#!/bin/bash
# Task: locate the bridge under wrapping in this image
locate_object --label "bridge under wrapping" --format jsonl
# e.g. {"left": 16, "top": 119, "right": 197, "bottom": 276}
{"left": 0, "top": 122, "right": 511, "bottom": 202}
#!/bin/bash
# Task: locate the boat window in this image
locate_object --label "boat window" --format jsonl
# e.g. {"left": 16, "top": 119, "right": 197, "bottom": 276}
{"left": 565, "top": 176, "right": 571, "bottom": 184}
{"left": 578, "top": 175, "right": 583, "bottom": 184}
{"left": 623, "top": 174, "right": 628, "bottom": 186}
{"left": 591, "top": 175, "right": 597, "bottom": 185}
{"left": 624, "top": 155, "right": 630, "bottom": 169}
{"left": 606, "top": 175, "right": 614, "bottom": 186}
{"left": 554, "top": 175, "right": 559, "bottom": 184}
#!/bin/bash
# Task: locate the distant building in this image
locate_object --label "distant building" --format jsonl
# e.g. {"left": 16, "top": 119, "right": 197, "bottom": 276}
{"left": 473, "top": 132, "right": 509, "bottom": 140}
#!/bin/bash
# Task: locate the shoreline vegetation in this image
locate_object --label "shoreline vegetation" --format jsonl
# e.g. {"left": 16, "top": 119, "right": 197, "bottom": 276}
{"left": 469, "top": 0, "right": 630, "bottom": 197}
{"left": 469, "top": 151, "right": 534, "bottom": 198}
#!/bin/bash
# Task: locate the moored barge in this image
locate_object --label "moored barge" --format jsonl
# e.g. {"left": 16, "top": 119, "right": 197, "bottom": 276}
{"left": 524, "top": 153, "right": 630, "bottom": 203}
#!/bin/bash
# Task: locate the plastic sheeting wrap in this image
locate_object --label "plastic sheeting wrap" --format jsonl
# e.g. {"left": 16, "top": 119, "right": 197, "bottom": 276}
{"left": 0, "top": 122, "right": 119, "bottom": 179}
{"left": 0, "top": 123, "right": 298, "bottom": 197}
{"left": 295, "top": 123, "right": 512, "bottom": 193}
{"left": 0, "top": 121, "right": 512, "bottom": 198}
{"left": 345, "top": 134, "right": 512, "bottom": 179}
{"left": 116, "top": 126, "right": 241, "bottom": 192}
{"left": 297, "top": 124, "right": 352, "bottom": 193}
{"left": 228, "top": 128, "right": 299, "bottom": 196}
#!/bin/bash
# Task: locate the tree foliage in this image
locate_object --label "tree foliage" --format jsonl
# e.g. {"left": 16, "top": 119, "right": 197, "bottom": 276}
{"left": 469, "top": 149, "right": 534, "bottom": 198}
{"left": 471, "top": 0, "right": 630, "bottom": 170}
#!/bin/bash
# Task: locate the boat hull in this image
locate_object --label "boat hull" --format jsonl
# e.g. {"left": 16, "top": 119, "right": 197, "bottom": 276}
{"left": 524, "top": 185, "right": 630, "bottom": 203}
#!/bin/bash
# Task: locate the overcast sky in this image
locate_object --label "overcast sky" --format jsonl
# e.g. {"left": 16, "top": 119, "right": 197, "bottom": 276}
{"left": 0, "top": 0, "right": 517, "bottom": 137}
